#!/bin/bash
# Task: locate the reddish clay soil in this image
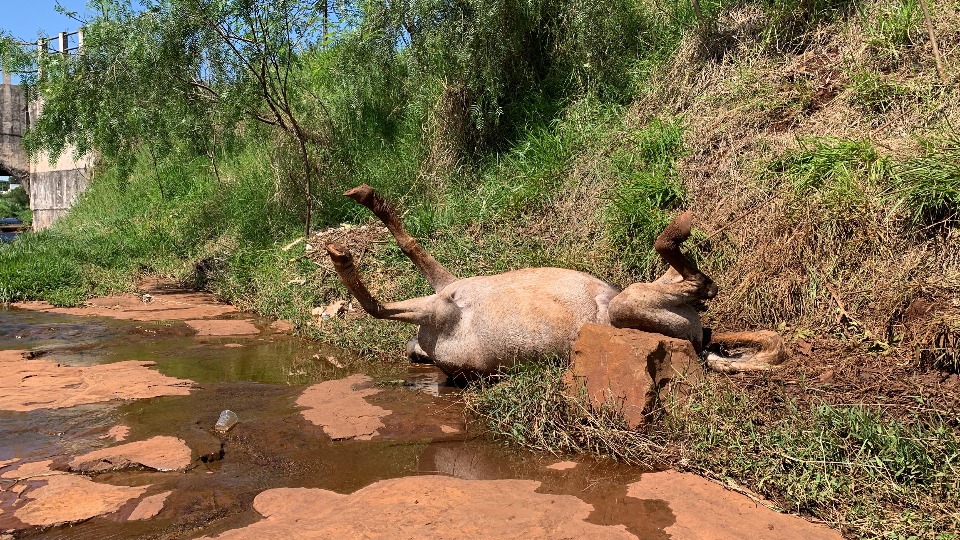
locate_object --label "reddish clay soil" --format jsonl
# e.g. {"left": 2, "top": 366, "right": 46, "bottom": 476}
{"left": 69, "top": 436, "right": 193, "bottom": 473}
{"left": 0, "top": 350, "right": 192, "bottom": 412}
{"left": 295, "top": 374, "right": 389, "bottom": 440}
{"left": 202, "top": 475, "right": 638, "bottom": 539}
{"left": 627, "top": 470, "right": 842, "bottom": 540}
{"left": 546, "top": 461, "right": 578, "bottom": 471}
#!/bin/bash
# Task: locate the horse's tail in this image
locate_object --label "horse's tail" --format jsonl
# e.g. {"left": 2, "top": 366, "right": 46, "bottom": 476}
{"left": 705, "top": 330, "right": 788, "bottom": 373}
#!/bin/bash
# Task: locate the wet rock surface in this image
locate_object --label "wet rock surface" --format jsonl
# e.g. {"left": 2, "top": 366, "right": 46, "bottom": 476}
{"left": 566, "top": 324, "right": 703, "bottom": 428}
{"left": 0, "top": 460, "right": 149, "bottom": 528}
{"left": 0, "top": 350, "right": 192, "bottom": 412}
{"left": 296, "top": 374, "right": 389, "bottom": 440}
{"left": 185, "top": 319, "right": 260, "bottom": 337}
{"left": 203, "top": 476, "right": 637, "bottom": 540}
{"left": 627, "top": 470, "right": 843, "bottom": 540}
{"left": 69, "top": 436, "right": 193, "bottom": 473}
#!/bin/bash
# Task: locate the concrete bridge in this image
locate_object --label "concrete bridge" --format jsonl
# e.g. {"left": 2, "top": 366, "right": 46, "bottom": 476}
{"left": 0, "top": 33, "right": 91, "bottom": 231}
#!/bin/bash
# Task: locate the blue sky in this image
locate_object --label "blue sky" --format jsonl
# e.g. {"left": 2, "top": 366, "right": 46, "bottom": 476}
{"left": 1, "top": 0, "right": 91, "bottom": 42}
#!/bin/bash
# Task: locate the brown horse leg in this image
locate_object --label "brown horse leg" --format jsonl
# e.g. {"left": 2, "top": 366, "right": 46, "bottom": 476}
{"left": 344, "top": 184, "right": 457, "bottom": 292}
{"left": 326, "top": 243, "right": 435, "bottom": 325}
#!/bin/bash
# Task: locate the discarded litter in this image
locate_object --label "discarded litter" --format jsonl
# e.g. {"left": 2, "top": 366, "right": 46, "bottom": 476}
{"left": 215, "top": 410, "right": 239, "bottom": 433}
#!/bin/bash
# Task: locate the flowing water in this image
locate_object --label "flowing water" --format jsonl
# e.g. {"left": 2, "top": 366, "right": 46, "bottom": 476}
{"left": 0, "top": 307, "right": 676, "bottom": 539}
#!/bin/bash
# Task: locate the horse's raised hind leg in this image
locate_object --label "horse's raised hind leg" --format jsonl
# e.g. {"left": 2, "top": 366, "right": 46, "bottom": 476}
{"left": 343, "top": 184, "right": 457, "bottom": 292}
{"left": 326, "top": 243, "right": 436, "bottom": 325}
{"left": 653, "top": 210, "right": 717, "bottom": 300}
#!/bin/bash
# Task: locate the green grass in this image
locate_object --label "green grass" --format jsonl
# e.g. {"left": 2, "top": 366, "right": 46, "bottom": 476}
{"left": 605, "top": 117, "right": 688, "bottom": 279}
{"left": 893, "top": 136, "right": 960, "bottom": 227}
{"left": 670, "top": 379, "right": 960, "bottom": 539}
{"left": 867, "top": 0, "right": 922, "bottom": 61}
{"left": 463, "top": 359, "right": 665, "bottom": 465}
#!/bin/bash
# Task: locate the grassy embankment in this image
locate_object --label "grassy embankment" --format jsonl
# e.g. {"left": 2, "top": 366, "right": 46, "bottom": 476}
{"left": 2, "top": 0, "right": 960, "bottom": 537}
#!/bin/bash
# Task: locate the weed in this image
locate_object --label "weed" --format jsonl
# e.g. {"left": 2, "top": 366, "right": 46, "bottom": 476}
{"left": 849, "top": 70, "right": 915, "bottom": 113}
{"left": 892, "top": 135, "right": 960, "bottom": 227}
{"left": 463, "top": 359, "right": 665, "bottom": 466}
{"left": 866, "top": 0, "right": 921, "bottom": 61}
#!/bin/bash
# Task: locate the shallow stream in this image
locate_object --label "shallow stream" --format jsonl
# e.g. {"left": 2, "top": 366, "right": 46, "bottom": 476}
{"left": 0, "top": 307, "right": 677, "bottom": 539}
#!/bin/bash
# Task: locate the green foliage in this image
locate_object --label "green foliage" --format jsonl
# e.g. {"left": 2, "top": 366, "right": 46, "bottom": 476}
{"left": 866, "top": 0, "right": 921, "bottom": 60}
{"left": 463, "top": 359, "right": 664, "bottom": 464}
{"left": 671, "top": 381, "right": 960, "bottom": 538}
{"left": 605, "top": 118, "right": 687, "bottom": 278}
{"left": 849, "top": 70, "right": 915, "bottom": 113}
{"left": 893, "top": 135, "right": 960, "bottom": 226}
{"left": 0, "top": 187, "right": 31, "bottom": 222}
{"left": 769, "top": 138, "right": 893, "bottom": 217}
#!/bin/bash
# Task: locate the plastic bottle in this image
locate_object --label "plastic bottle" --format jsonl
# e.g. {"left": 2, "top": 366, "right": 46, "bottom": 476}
{"left": 215, "top": 410, "right": 239, "bottom": 433}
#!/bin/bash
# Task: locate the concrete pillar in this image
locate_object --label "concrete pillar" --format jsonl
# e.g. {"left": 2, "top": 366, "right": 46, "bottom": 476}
{"left": 77, "top": 28, "right": 84, "bottom": 51}
{"left": 58, "top": 32, "right": 68, "bottom": 54}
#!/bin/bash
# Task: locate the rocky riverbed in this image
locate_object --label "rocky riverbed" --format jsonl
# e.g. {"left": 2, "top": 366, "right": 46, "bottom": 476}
{"left": 0, "top": 282, "right": 841, "bottom": 539}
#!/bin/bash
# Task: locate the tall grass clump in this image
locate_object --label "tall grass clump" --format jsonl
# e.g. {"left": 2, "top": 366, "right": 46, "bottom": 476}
{"left": 892, "top": 135, "right": 960, "bottom": 227}
{"left": 605, "top": 118, "right": 688, "bottom": 279}
{"left": 463, "top": 359, "right": 665, "bottom": 465}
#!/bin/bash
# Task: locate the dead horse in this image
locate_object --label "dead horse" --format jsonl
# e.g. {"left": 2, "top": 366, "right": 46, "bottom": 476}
{"left": 325, "top": 184, "right": 785, "bottom": 380}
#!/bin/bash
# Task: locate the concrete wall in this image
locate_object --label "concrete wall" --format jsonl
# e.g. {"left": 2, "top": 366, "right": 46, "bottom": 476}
{"left": 1, "top": 73, "right": 92, "bottom": 231}
{"left": 27, "top": 99, "right": 92, "bottom": 230}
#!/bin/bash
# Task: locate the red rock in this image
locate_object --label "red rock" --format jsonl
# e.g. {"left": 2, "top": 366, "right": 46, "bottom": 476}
{"left": 546, "top": 461, "right": 578, "bottom": 471}
{"left": 127, "top": 491, "right": 172, "bottom": 521}
{"left": 69, "top": 436, "right": 192, "bottom": 473}
{"left": 2, "top": 461, "right": 147, "bottom": 527}
{"left": 0, "top": 351, "right": 192, "bottom": 412}
{"left": 185, "top": 319, "right": 260, "bottom": 336}
{"left": 627, "top": 470, "right": 842, "bottom": 539}
{"left": 296, "top": 375, "right": 389, "bottom": 440}
{"left": 565, "top": 324, "right": 703, "bottom": 428}
{"left": 201, "top": 476, "right": 635, "bottom": 539}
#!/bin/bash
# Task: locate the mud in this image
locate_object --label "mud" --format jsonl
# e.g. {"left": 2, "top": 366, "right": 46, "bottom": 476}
{"left": 0, "top": 305, "right": 843, "bottom": 539}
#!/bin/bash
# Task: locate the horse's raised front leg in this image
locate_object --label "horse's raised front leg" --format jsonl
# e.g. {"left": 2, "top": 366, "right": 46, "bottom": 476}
{"left": 344, "top": 184, "right": 457, "bottom": 292}
{"left": 326, "top": 243, "right": 436, "bottom": 325}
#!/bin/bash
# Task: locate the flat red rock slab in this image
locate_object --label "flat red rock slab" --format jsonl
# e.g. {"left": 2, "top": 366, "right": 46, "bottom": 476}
{"left": 184, "top": 319, "right": 260, "bottom": 336}
{"left": 0, "top": 461, "right": 148, "bottom": 528}
{"left": 69, "top": 436, "right": 192, "bottom": 473}
{"left": 627, "top": 470, "right": 842, "bottom": 540}
{"left": 203, "top": 475, "right": 636, "bottom": 539}
{"left": 14, "top": 294, "right": 237, "bottom": 322}
{"left": 296, "top": 374, "right": 388, "bottom": 440}
{"left": 0, "top": 351, "right": 192, "bottom": 412}
{"left": 127, "top": 491, "right": 172, "bottom": 521}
